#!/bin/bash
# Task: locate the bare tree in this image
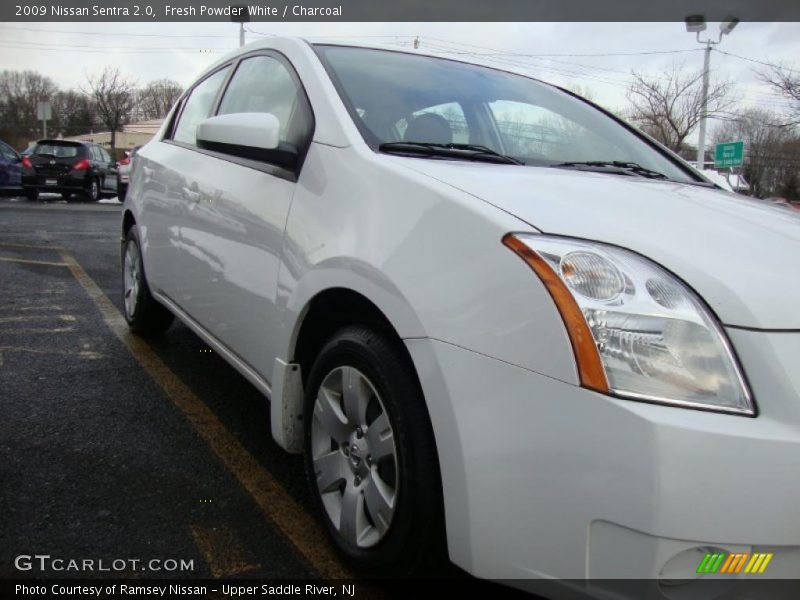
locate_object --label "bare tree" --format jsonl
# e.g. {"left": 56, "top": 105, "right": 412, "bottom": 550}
{"left": 52, "top": 90, "right": 95, "bottom": 138}
{"left": 712, "top": 108, "right": 799, "bottom": 199}
{"left": 758, "top": 62, "right": 800, "bottom": 125}
{"left": 0, "top": 70, "right": 59, "bottom": 148}
{"left": 82, "top": 66, "right": 136, "bottom": 154}
{"left": 625, "top": 63, "right": 735, "bottom": 152}
{"left": 563, "top": 83, "right": 596, "bottom": 102}
{"left": 137, "top": 79, "right": 183, "bottom": 120}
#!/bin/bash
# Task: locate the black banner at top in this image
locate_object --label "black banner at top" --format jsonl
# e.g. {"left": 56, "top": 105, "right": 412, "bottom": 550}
{"left": 2, "top": 0, "right": 800, "bottom": 22}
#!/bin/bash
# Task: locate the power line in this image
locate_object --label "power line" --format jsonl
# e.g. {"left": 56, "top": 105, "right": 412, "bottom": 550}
{"left": 0, "top": 37, "right": 232, "bottom": 51}
{"left": 715, "top": 49, "right": 800, "bottom": 74}
{"left": 0, "top": 41, "right": 228, "bottom": 54}
{"left": 0, "top": 25, "right": 232, "bottom": 38}
{"left": 414, "top": 36, "right": 796, "bottom": 113}
{"left": 420, "top": 37, "right": 703, "bottom": 58}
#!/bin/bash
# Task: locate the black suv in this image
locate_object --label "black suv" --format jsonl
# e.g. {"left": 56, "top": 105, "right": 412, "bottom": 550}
{"left": 22, "top": 140, "right": 117, "bottom": 201}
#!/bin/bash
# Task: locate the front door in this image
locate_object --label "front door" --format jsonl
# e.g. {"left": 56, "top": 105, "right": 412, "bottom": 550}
{"left": 167, "top": 53, "right": 315, "bottom": 380}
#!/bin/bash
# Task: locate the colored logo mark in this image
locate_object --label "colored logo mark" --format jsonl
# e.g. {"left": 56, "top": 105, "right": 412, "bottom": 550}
{"left": 696, "top": 552, "right": 773, "bottom": 574}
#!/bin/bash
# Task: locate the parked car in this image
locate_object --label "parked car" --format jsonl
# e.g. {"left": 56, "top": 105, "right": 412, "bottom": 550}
{"left": 0, "top": 139, "right": 23, "bottom": 196}
{"left": 121, "top": 38, "right": 800, "bottom": 591}
{"left": 22, "top": 139, "right": 117, "bottom": 201}
{"left": 116, "top": 145, "right": 141, "bottom": 201}
{"left": 765, "top": 197, "right": 800, "bottom": 211}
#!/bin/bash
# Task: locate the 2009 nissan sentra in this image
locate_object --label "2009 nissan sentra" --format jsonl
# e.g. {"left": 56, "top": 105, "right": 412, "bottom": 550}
{"left": 121, "top": 37, "right": 800, "bottom": 592}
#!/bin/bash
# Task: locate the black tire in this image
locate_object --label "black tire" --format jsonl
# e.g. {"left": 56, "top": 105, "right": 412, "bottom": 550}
{"left": 117, "top": 182, "right": 128, "bottom": 202}
{"left": 303, "top": 326, "right": 445, "bottom": 576}
{"left": 61, "top": 193, "right": 72, "bottom": 201}
{"left": 85, "top": 177, "right": 100, "bottom": 202}
{"left": 24, "top": 188, "right": 38, "bottom": 202}
{"left": 121, "top": 225, "right": 174, "bottom": 335}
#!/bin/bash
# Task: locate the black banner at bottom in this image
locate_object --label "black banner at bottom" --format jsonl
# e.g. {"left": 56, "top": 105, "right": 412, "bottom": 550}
{"left": 3, "top": 578, "right": 800, "bottom": 600}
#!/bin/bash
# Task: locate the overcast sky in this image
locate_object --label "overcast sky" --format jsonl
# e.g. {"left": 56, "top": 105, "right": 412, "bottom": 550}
{"left": 0, "top": 21, "right": 797, "bottom": 141}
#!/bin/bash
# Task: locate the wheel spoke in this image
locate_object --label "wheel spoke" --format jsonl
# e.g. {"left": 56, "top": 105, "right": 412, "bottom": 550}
{"left": 342, "top": 367, "right": 370, "bottom": 428}
{"left": 311, "top": 364, "right": 399, "bottom": 549}
{"left": 365, "top": 412, "right": 394, "bottom": 462}
{"left": 314, "top": 388, "right": 351, "bottom": 444}
{"left": 363, "top": 474, "right": 394, "bottom": 536}
{"left": 123, "top": 244, "right": 138, "bottom": 315}
{"left": 339, "top": 484, "right": 365, "bottom": 545}
{"left": 313, "top": 450, "right": 347, "bottom": 494}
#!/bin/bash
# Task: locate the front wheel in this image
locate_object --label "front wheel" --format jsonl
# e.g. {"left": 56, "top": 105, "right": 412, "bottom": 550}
{"left": 117, "top": 182, "right": 128, "bottom": 202}
{"left": 121, "top": 225, "right": 174, "bottom": 335}
{"left": 304, "top": 326, "right": 445, "bottom": 575}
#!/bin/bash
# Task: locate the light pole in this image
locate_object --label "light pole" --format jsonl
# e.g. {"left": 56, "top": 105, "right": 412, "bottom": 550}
{"left": 230, "top": 6, "right": 249, "bottom": 47}
{"left": 684, "top": 15, "right": 739, "bottom": 171}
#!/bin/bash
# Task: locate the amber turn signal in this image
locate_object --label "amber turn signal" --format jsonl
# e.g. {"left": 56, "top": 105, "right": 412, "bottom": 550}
{"left": 503, "top": 233, "right": 609, "bottom": 393}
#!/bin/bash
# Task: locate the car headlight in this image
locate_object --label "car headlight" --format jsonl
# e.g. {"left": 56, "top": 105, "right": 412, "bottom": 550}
{"left": 504, "top": 233, "right": 754, "bottom": 415}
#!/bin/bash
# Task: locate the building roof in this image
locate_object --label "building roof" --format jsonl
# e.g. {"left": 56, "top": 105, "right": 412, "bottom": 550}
{"left": 123, "top": 119, "right": 164, "bottom": 134}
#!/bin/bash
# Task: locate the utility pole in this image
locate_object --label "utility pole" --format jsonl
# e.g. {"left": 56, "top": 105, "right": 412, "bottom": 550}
{"left": 696, "top": 42, "right": 712, "bottom": 170}
{"left": 37, "top": 101, "right": 51, "bottom": 139}
{"left": 684, "top": 15, "right": 739, "bottom": 171}
{"left": 231, "top": 6, "right": 249, "bottom": 48}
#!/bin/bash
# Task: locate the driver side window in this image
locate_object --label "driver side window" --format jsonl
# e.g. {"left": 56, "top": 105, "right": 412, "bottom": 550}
{"left": 217, "top": 54, "right": 313, "bottom": 155}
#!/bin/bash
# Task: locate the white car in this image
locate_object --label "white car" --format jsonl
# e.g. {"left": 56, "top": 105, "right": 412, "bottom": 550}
{"left": 121, "top": 38, "right": 800, "bottom": 592}
{"left": 116, "top": 146, "right": 141, "bottom": 201}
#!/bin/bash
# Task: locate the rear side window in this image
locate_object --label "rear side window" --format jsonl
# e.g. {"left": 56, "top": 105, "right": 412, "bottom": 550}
{"left": 35, "top": 143, "right": 81, "bottom": 158}
{"left": 218, "top": 55, "right": 313, "bottom": 154}
{"left": 173, "top": 67, "right": 230, "bottom": 146}
{"left": 0, "top": 142, "right": 17, "bottom": 161}
{"left": 99, "top": 147, "right": 112, "bottom": 163}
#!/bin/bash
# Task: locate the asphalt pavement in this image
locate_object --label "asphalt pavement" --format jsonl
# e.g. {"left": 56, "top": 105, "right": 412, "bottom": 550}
{"left": 0, "top": 196, "right": 530, "bottom": 599}
{"left": 0, "top": 197, "right": 314, "bottom": 582}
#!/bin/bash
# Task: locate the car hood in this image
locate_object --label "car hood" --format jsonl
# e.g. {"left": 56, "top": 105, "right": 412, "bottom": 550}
{"left": 400, "top": 159, "right": 800, "bottom": 330}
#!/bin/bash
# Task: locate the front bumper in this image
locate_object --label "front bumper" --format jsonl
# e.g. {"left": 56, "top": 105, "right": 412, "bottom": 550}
{"left": 405, "top": 329, "right": 800, "bottom": 585}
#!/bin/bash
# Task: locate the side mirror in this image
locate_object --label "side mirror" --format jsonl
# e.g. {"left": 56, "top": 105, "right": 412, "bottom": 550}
{"left": 197, "top": 112, "right": 299, "bottom": 169}
{"left": 197, "top": 112, "right": 281, "bottom": 152}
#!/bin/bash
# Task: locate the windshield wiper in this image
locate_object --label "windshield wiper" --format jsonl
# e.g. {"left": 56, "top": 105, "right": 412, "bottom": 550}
{"left": 552, "top": 161, "right": 668, "bottom": 180}
{"left": 379, "top": 142, "right": 524, "bottom": 165}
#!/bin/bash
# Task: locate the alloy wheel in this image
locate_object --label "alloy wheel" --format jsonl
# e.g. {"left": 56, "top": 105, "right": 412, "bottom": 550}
{"left": 123, "top": 242, "right": 140, "bottom": 318}
{"left": 311, "top": 366, "right": 399, "bottom": 548}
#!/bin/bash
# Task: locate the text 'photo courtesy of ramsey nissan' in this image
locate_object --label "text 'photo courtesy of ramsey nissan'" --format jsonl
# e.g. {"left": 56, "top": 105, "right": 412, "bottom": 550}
{"left": 1, "top": 1, "right": 799, "bottom": 599}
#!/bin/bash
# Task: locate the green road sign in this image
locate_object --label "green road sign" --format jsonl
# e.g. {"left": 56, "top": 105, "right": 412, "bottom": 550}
{"left": 715, "top": 141, "right": 744, "bottom": 168}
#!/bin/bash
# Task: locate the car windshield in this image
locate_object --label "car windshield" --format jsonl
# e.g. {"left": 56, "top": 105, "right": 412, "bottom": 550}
{"left": 315, "top": 45, "right": 695, "bottom": 183}
{"left": 34, "top": 143, "right": 81, "bottom": 158}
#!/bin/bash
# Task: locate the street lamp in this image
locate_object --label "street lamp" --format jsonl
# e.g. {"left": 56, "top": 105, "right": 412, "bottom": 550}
{"left": 685, "top": 15, "right": 739, "bottom": 171}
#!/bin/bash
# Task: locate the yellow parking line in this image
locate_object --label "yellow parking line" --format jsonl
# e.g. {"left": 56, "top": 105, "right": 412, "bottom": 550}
{"left": 2, "top": 326, "right": 75, "bottom": 334}
{"left": 58, "top": 250, "right": 352, "bottom": 580}
{"left": 0, "top": 256, "right": 69, "bottom": 267}
{"left": 0, "top": 315, "right": 75, "bottom": 323}
{"left": 190, "top": 525, "right": 261, "bottom": 577}
{"left": 0, "top": 242, "right": 65, "bottom": 250}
